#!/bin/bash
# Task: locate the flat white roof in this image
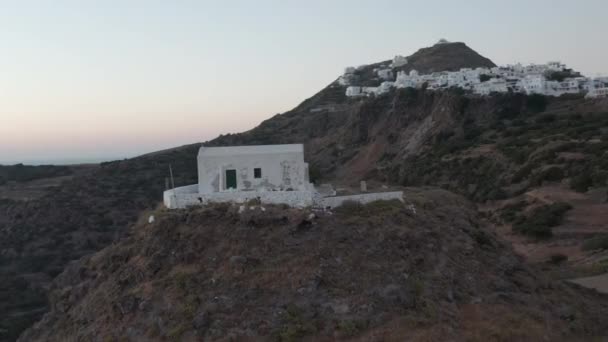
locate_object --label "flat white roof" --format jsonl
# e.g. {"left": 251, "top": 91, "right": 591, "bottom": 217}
{"left": 198, "top": 144, "right": 304, "bottom": 157}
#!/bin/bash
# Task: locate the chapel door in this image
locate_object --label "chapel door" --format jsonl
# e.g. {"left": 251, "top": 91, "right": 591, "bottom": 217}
{"left": 225, "top": 169, "right": 237, "bottom": 190}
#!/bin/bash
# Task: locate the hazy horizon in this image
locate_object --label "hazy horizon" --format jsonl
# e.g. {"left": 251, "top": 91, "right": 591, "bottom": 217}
{"left": 2, "top": 0, "right": 607, "bottom": 165}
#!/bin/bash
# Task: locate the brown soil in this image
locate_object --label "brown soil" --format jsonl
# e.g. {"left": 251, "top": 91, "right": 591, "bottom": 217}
{"left": 18, "top": 190, "right": 608, "bottom": 341}
{"left": 569, "top": 274, "right": 608, "bottom": 294}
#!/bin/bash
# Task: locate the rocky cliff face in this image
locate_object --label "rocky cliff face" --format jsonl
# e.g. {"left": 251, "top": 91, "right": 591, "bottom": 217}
{"left": 18, "top": 190, "right": 608, "bottom": 341}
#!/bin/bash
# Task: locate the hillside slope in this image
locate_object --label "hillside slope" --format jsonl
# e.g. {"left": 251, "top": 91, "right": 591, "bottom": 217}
{"left": 0, "top": 148, "right": 198, "bottom": 340}
{"left": 3, "top": 41, "right": 608, "bottom": 340}
{"left": 19, "top": 190, "right": 608, "bottom": 341}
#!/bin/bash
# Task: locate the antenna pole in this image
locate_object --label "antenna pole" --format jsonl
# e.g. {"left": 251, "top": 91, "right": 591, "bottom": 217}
{"left": 169, "top": 164, "right": 178, "bottom": 208}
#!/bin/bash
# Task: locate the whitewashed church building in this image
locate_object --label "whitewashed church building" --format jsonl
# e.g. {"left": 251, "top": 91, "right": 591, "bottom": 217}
{"left": 164, "top": 144, "right": 315, "bottom": 208}
{"left": 163, "top": 144, "right": 404, "bottom": 209}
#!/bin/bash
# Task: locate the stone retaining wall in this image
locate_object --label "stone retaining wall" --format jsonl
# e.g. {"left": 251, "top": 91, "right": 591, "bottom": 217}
{"left": 316, "top": 191, "right": 404, "bottom": 209}
{"left": 164, "top": 186, "right": 403, "bottom": 210}
{"left": 164, "top": 185, "right": 314, "bottom": 209}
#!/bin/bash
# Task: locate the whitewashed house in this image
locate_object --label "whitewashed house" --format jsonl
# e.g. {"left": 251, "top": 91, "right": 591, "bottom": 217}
{"left": 586, "top": 79, "right": 608, "bottom": 98}
{"left": 587, "top": 87, "right": 608, "bottom": 98}
{"left": 376, "top": 81, "right": 394, "bottom": 94}
{"left": 474, "top": 78, "right": 508, "bottom": 95}
{"left": 163, "top": 144, "right": 405, "bottom": 209}
{"left": 164, "top": 144, "right": 315, "bottom": 208}
{"left": 547, "top": 61, "right": 566, "bottom": 71}
{"left": 346, "top": 86, "right": 363, "bottom": 97}
{"left": 522, "top": 75, "right": 547, "bottom": 94}
{"left": 394, "top": 70, "right": 421, "bottom": 89}
{"left": 391, "top": 55, "right": 408, "bottom": 68}
{"left": 344, "top": 66, "right": 356, "bottom": 74}
{"left": 362, "top": 86, "right": 379, "bottom": 95}
{"left": 377, "top": 68, "right": 394, "bottom": 80}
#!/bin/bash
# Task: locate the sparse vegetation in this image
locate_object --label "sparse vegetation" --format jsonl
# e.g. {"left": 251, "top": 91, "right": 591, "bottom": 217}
{"left": 334, "top": 199, "right": 404, "bottom": 216}
{"left": 337, "top": 320, "right": 367, "bottom": 337}
{"left": 512, "top": 202, "right": 572, "bottom": 239}
{"left": 570, "top": 172, "right": 593, "bottom": 192}
{"left": 0, "top": 164, "right": 72, "bottom": 185}
{"left": 526, "top": 94, "right": 548, "bottom": 113}
{"left": 276, "top": 304, "right": 317, "bottom": 342}
{"left": 500, "top": 201, "right": 528, "bottom": 223}
{"left": 549, "top": 253, "right": 568, "bottom": 264}
{"left": 582, "top": 235, "right": 608, "bottom": 251}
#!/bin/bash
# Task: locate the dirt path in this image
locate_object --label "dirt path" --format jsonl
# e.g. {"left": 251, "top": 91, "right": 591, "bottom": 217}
{"left": 568, "top": 273, "right": 608, "bottom": 294}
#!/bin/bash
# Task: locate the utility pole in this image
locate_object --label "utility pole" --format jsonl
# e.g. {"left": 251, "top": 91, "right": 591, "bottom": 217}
{"left": 169, "top": 164, "right": 178, "bottom": 208}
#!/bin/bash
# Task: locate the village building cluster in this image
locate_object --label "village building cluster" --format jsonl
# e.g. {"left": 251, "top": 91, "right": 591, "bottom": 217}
{"left": 342, "top": 59, "right": 608, "bottom": 99}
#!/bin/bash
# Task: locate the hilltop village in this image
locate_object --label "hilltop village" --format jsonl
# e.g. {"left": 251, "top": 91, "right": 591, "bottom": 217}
{"left": 342, "top": 41, "right": 608, "bottom": 99}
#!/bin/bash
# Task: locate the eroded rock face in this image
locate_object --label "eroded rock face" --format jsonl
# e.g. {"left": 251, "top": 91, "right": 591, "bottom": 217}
{"left": 18, "top": 190, "right": 608, "bottom": 341}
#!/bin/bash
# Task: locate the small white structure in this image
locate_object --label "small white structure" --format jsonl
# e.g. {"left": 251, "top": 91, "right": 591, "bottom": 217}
{"left": 376, "top": 81, "right": 394, "bottom": 95}
{"left": 362, "top": 86, "right": 379, "bottom": 95}
{"left": 377, "top": 68, "right": 394, "bottom": 80}
{"left": 197, "top": 145, "right": 312, "bottom": 193}
{"left": 344, "top": 67, "right": 356, "bottom": 74}
{"left": 521, "top": 75, "right": 546, "bottom": 94}
{"left": 163, "top": 144, "right": 405, "bottom": 210}
{"left": 391, "top": 55, "right": 408, "bottom": 68}
{"left": 586, "top": 80, "right": 608, "bottom": 98}
{"left": 474, "top": 78, "right": 508, "bottom": 95}
{"left": 345, "top": 86, "right": 363, "bottom": 97}
{"left": 164, "top": 144, "right": 315, "bottom": 209}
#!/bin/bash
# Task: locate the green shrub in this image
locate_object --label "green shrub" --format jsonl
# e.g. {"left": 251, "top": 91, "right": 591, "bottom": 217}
{"left": 512, "top": 202, "right": 572, "bottom": 239}
{"left": 337, "top": 320, "right": 367, "bottom": 337}
{"left": 582, "top": 235, "right": 608, "bottom": 251}
{"left": 334, "top": 199, "right": 403, "bottom": 216}
{"left": 536, "top": 113, "right": 556, "bottom": 123}
{"left": 549, "top": 253, "right": 568, "bottom": 264}
{"left": 532, "top": 166, "right": 565, "bottom": 185}
{"left": 592, "top": 170, "right": 608, "bottom": 187}
{"left": 479, "top": 74, "right": 492, "bottom": 82}
{"left": 570, "top": 172, "right": 593, "bottom": 192}
{"left": 526, "top": 94, "right": 548, "bottom": 113}
{"left": 308, "top": 165, "right": 322, "bottom": 184}
{"left": 0, "top": 164, "right": 72, "bottom": 183}
{"left": 471, "top": 229, "right": 492, "bottom": 246}
{"left": 500, "top": 201, "right": 528, "bottom": 223}
{"left": 275, "top": 304, "right": 317, "bottom": 342}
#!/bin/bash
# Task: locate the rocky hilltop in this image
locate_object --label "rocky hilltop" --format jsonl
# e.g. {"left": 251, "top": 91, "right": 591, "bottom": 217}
{"left": 18, "top": 190, "right": 608, "bottom": 341}
{"left": 3, "top": 42, "right": 608, "bottom": 341}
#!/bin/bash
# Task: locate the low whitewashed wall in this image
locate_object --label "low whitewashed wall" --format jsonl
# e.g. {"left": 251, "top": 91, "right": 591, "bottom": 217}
{"left": 201, "top": 191, "right": 314, "bottom": 208}
{"left": 316, "top": 191, "right": 404, "bottom": 209}
{"left": 163, "top": 184, "right": 199, "bottom": 209}
{"left": 164, "top": 188, "right": 314, "bottom": 209}
{"left": 164, "top": 187, "right": 404, "bottom": 210}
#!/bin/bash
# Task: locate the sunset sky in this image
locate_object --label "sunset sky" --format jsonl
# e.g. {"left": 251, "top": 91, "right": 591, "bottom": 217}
{"left": 1, "top": 0, "right": 607, "bottom": 164}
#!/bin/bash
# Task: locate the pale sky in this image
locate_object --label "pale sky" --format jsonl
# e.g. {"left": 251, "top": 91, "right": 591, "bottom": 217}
{"left": 1, "top": 0, "right": 607, "bottom": 164}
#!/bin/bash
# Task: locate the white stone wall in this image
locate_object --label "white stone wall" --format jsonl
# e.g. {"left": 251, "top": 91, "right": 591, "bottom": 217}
{"left": 163, "top": 184, "right": 199, "bottom": 209}
{"left": 346, "top": 86, "right": 362, "bottom": 97}
{"left": 165, "top": 188, "right": 405, "bottom": 210}
{"left": 163, "top": 188, "right": 314, "bottom": 209}
{"left": 317, "top": 191, "right": 404, "bottom": 209}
